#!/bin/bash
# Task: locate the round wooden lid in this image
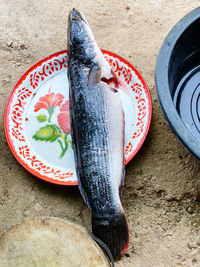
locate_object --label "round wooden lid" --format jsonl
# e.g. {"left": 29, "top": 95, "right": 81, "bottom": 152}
{"left": 0, "top": 217, "right": 110, "bottom": 267}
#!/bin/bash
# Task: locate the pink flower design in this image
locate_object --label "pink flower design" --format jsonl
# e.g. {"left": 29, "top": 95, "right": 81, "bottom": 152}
{"left": 57, "top": 100, "right": 71, "bottom": 133}
{"left": 34, "top": 92, "right": 64, "bottom": 112}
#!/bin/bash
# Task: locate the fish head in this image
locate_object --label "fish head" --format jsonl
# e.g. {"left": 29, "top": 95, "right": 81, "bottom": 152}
{"left": 68, "top": 8, "right": 129, "bottom": 93}
{"left": 68, "top": 8, "right": 97, "bottom": 65}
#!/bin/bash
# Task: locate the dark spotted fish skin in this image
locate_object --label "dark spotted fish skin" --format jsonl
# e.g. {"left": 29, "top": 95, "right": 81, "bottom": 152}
{"left": 67, "top": 8, "right": 129, "bottom": 258}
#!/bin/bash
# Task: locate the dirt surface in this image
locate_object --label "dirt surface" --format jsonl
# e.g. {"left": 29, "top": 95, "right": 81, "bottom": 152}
{"left": 0, "top": 0, "right": 199, "bottom": 266}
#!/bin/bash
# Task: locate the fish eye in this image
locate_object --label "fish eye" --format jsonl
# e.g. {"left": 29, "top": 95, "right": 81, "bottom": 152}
{"left": 72, "top": 15, "right": 79, "bottom": 20}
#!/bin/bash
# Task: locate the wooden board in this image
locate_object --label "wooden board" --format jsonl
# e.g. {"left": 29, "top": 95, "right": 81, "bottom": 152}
{"left": 0, "top": 217, "right": 110, "bottom": 267}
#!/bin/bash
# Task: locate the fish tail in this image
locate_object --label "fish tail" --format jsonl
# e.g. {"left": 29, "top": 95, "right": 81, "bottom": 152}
{"left": 92, "top": 212, "right": 129, "bottom": 259}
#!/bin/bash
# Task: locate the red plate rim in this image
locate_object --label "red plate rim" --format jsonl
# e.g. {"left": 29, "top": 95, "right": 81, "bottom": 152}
{"left": 4, "top": 50, "right": 152, "bottom": 186}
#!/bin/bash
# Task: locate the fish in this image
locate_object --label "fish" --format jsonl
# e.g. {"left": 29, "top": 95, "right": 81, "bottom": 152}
{"left": 67, "top": 8, "right": 129, "bottom": 258}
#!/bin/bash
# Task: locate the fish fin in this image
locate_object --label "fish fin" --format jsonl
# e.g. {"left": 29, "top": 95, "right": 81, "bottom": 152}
{"left": 119, "top": 111, "right": 126, "bottom": 197}
{"left": 69, "top": 104, "right": 91, "bottom": 210}
{"left": 92, "top": 211, "right": 129, "bottom": 259}
{"left": 111, "top": 69, "right": 130, "bottom": 95}
{"left": 101, "top": 69, "right": 130, "bottom": 95}
{"left": 87, "top": 64, "right": 102, "bottom": 88}
{"left": 78, "top": 180, "right": 92, "bottom": 210}
{"left": 119, "top": 166, "right": 125, "bottom": 197}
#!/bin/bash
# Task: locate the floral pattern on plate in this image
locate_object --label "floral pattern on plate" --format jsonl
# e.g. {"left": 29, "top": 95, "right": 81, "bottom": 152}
{"left": 4, "top": 50, "right": 152, "bottom": 185}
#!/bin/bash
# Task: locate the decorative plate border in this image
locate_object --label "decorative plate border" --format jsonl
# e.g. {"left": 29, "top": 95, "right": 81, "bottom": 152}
{"left": 4, "top": 50, "right": 152, "bottom": 186}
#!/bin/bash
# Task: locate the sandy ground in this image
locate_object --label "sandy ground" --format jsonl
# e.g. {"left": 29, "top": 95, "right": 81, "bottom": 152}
{"left": 0, "top": 0, "right": 200, "bottom": 266}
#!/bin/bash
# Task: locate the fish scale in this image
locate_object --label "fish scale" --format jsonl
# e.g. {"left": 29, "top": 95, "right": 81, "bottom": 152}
{"left": 75, "top": 86, "right": 115, "bottom": 214}
{"left": 68, "top": 8, "right": 129, "bottom": 259}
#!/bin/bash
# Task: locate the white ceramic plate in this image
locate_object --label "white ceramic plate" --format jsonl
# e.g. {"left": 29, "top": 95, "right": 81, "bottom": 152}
{"left": 4, "top": 50, "right": 152, "bottom": 185}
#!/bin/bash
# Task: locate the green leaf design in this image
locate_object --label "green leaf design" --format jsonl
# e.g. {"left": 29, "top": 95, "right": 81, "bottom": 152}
{"left": 47, "top": 106, "right": 55, "bottom": 122}
{"left": 36, "top": 114, "right": 47, "bottom": 122}
{"left": 33, "top": 124, "right": 61, "bottom": 142}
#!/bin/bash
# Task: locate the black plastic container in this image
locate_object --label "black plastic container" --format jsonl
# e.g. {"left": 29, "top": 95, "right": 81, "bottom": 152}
{"left": 156, "top": 7, "right": 200, "bottom": 160}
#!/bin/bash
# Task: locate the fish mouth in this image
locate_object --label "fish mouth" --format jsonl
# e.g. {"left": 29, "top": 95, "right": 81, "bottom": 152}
{"left": 68, "top": 8, "right": 89, "bottom": 51}
{"left": 69, "top": 8, "right": 87, "bottom": 23}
